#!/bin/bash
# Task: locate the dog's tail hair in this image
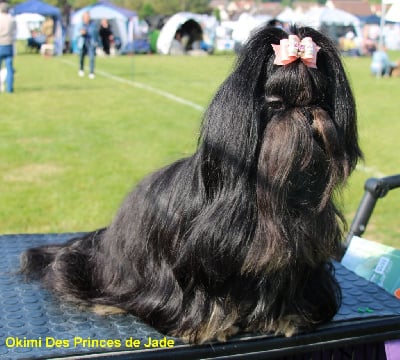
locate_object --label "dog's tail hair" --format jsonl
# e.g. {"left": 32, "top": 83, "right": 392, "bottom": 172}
{"left": 20, "top": 244, "right": 63, "bottom": 280}
{"left": 20, "top": 231, "right": 103, "bottom": 301}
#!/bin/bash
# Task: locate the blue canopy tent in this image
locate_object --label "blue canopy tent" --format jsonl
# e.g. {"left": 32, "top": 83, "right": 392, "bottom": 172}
{"left": 12, "top": 0, "right": 63, "bottom": 55}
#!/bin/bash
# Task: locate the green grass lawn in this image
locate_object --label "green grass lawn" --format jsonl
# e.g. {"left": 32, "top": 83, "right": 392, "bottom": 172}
{"left": 1, "top": 51, "right": 399, "bottom": 248}
{"left": 342, "top": 53, "right": 400, "bottom": 247}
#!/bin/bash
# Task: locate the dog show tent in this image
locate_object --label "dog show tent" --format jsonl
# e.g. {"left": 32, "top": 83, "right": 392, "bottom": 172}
{"left": 215, "top": 14, "right": 272, "bottom": 51}
{"left": 70, "top": 0, "right": 138, "bottom": 54}
{"left": 156, "top": 12, "right": 217, "bottom": 55}
{"left": 301, "top": 7, "right": 362, "bottom": 46}
{"left": 385, "top": 0, "right": 400, "bottom": 22}
{"left": 301, "top": 7, "right": 361, "bottom": 27}
{"left": 379, "top": 0, "right": 400, "bottom": 49}
{"left": 15, "top": 12, "right": 45, "bottom": 40}
{"left": 13, "top": 0, "right": 61, "bottom": 18}
{"left": 231, "top": 13, "right": 272, "bottom": 45}
{"left": 12, "top": 0, "right": 63, "bottom": 55}
{"left": 277, "top": 7, "right": 301, "bottom": 25}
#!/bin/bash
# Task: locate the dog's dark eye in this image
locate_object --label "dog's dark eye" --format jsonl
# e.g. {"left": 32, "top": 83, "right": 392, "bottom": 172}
{"left": 265, "top": 95, "right": 284, "bottom": 111}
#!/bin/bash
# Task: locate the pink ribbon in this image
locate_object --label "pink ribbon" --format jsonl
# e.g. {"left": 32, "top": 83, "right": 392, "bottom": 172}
{"left": 272, "top": 35, "right": 320, "bottom": 68}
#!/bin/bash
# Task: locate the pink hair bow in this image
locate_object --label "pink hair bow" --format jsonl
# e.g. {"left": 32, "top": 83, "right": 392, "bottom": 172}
{"left": 272, "top": 35, "right": 320, "bottom": 68}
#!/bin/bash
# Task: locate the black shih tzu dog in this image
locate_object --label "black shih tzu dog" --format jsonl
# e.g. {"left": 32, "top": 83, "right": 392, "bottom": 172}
{"left": 20, "top": 25, "right": 362, "bottom": 344}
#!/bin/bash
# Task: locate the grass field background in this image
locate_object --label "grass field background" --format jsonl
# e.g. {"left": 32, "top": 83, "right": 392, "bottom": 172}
{"left": 1, "top": 50, "right": 399, "bottom": 248}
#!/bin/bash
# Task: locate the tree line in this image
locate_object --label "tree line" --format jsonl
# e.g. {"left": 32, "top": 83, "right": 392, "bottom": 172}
{"left": 7, "top": 0, "right": 212, "bottom": 18}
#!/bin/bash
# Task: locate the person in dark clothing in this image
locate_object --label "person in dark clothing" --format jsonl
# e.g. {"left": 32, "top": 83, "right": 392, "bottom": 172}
{"left": 99, "top": 19, "right": 113, "bottom": 55}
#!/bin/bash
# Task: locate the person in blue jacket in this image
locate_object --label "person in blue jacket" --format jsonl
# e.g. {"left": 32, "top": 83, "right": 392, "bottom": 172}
{"left": 78, "top": 12, "right": 97, "bottom": 79}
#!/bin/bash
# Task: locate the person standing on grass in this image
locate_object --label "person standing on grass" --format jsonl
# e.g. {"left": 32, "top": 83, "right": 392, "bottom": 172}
{"left": 99, "top": 18, "right": 113, "bottom": 55}
{"left": 78, "top": 11, "right": 97, "bottom": 79}
{"left": 0, "top": 2, "right": 16, "bottom": 93}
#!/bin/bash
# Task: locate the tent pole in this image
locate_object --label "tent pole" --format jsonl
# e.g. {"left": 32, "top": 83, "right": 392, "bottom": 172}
{"left": 131, "top": 20, "right": 134, "bottom": 81}
{"left": 379, "top": 0, "right": 386, "bottom": 48}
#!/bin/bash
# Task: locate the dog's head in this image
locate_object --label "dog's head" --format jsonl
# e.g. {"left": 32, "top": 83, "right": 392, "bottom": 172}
{"left": 199, "top": 26, "right": 362, "bottom": 270}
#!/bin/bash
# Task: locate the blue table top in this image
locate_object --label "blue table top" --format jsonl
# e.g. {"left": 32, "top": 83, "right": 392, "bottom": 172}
{"left": 1, "top": 233, "right": 399, "bottom": 359}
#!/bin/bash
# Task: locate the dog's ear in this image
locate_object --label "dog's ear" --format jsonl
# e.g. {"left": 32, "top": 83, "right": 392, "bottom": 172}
{"left": 295, "top": 27, "right": 363, "bottom": 172}
{"left": 198, "top": 27, "right": 289, "bottom": 198}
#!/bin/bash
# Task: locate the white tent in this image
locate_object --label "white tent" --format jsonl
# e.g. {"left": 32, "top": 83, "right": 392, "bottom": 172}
{"left": 380, "top": 0, "right": 400, "bottom": 49}
{"left": 70, "top": 1, "right": 138, "bottom": 53}
{"left": 301, "top": 7, "right": 361, "bottom": 28}
{"left": 277, "top": 7, "right": 301, "bottom": 25}
{"left": 300, "top": 6, "right": 362, "bottom": 47}
{"left": 15, "top": 12, "right": 44, "bottom": 40}
{"left": 156, "top": 12, "right": 217, "bottom": 55}
{"left": 231, "top": 13, "right": 272, "bottom": 45}
{"left": 385, "top": 1, "right": 400, "bottom": 22}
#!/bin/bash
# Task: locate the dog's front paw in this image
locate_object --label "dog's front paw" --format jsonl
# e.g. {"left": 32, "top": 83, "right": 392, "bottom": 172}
{"left": 91, "top": 304, "right": 127, "bottom": 315}
{"left": 215, "top": 325, "right": 240, "bottom": 342}
{"left": 274, "top": 315, "right": 301, "bottom": 337}
{"left": 173, "top": 325, "right": 240, "bottom": 344}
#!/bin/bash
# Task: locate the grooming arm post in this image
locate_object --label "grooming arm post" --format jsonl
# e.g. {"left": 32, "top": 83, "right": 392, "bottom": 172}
{"left": 345, "top": 174, "right": 400, "bottom": 247}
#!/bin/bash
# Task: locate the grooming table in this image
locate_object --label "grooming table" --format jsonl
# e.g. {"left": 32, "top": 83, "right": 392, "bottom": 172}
{"left": 1, "top": 233, "right": 399, "bottom": 360}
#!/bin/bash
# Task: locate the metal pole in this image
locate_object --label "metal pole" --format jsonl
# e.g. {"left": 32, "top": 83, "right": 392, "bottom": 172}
{"left": 379, "top": 1, "right": 386, "bottom": 48}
